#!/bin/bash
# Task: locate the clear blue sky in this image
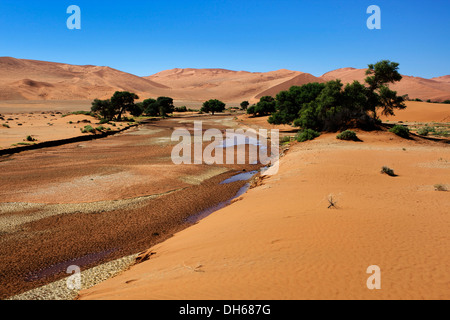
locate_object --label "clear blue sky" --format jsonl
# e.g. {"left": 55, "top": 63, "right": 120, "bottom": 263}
{"left": 1, "top": 0, "right": 449, "bottom": 78}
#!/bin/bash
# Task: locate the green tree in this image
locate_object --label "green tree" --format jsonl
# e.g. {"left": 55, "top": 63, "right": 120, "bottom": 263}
{"left": 111, "top": 91, "right": 139, "bottom": 120}
{"left": 201, "top": 99, "right": 226, "bottom": 115}
{"left": 251, "top": 96, "right": 276, "bottom": 117}
{"left": 142, "top": 98, "right": 159, "bottom": 116}
{"left": 365, "top": 60, "right": 405, "bottom": 118}
{"left": 240, "top": 101, "right": 250, "bottom": 110}
{"left": 91, "top": 99, "right": 115, "bottom": 121}
{"left": 156, "top": 96, "right": 175, "bottom": 117}
{"left": 268, "top": 83, "right": 325, "bottom": 125}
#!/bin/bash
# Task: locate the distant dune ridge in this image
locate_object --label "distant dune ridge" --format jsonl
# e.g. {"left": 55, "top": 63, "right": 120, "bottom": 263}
{"left": 1, "top": 57, "right": 450, "bottom": 103}
{"left": 0, "top": 57, "right": 168, "bottom": 101}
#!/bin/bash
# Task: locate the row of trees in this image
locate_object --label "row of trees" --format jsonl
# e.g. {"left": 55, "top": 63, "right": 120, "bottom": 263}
{"left": 91, "top": 92, "right": 233, "bottom": 121}
{"left": 247, "top": 60, "right": 407, "bottom": 132}
{"left": 91, "top": 92, "right": 176, "bottom": 121}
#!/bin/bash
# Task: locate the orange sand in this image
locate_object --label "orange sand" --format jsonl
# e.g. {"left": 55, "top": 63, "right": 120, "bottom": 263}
{"left": 79, "top": 129, "right": 450, "bottom": 300}
{"left": 379, "top": 101, "right": 450, "bottom": 123}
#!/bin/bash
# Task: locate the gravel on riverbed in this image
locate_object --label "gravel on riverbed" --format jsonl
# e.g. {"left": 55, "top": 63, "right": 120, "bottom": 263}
{"left": 8, "top": 253, "right": 139, "bottom": 300}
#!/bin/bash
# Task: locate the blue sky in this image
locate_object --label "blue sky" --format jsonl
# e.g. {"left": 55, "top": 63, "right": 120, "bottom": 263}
{"left": 0, "top": 0, "right": 449, "bottom": 78}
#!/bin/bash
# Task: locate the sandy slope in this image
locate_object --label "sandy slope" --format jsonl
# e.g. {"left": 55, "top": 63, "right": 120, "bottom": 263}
{"left": 146, "top": 68, "right": 308, "bottom": 103}
{"left": 78, "top": 130, "right": 449, "bottom": 300}
{"left": 379, "top": 101, "right": 450, "bottom": 123}
{"left": 0, "top": 57, "right": 168, "bottom": 101}
{"left": 322, "top": 68, "right": 450, "bottom": 102}
{"left": 78, "top": 111, "right": 450, "bottom": 300}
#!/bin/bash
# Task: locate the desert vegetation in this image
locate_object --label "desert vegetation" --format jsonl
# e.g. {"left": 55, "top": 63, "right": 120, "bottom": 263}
{"left": 262, "top": 60, "right": 407, "bottom": 135}
{"left": 381, "top": 166, "right": 396, "bottom": 177}
{"left": 201, "top": 99, "right": 226, "bottom": 115}
{"left": 337, "top": 130, "right": 359, "bottom": 141}
{"left": 389, "top": 125, "right": 410, "bottom": 138}
{"left": 91, "top": 92, "right": 176, "bottom": 121}
{"left": 296, "top": 129, "right": 321, "bottom": 142}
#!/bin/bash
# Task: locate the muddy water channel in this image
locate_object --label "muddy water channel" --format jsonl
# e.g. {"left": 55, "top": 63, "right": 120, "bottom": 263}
{"left": 0, "top": 114, "right": 269, "bottom": 299}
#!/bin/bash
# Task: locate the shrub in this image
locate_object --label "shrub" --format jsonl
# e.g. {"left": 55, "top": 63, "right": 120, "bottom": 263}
{"left": 81, "top": 125, "right": 95, "bottom": 133}
{"left": 337, "top": 130, "right": 358, "bottom": 141}
{"left": 280, "top": 136, "right": 292, "bottom": 144}
{"left": 96, "top": 126, "right": 106, "bottom": 132}
{"left": 389, "top": 125, "right": 410, "bottom": 138}
{"left": 417, "top": 126, "right": 435, "bottom": 136}
{"left": 381, "top": 166, "right": 396, "bottom": 176}
{"left": 99, "top": 118, "right": 110, "bottom": 124}
{"left": 434, "top": 184, "right": 447, "bottom": 192}
{"left": 296, "top": 129, "right": 321, "bottom": 142}
{"left": 174, "top": 106, "right": 188, "bottom": 112}
{"left": 247, "top": 105, "right": 256, "bottom": 116}
{"left": 2, "top": 124, "right": 10, "bottom": 128}
{"left": 26, "top": 135, "right": 37, "bottom": 142}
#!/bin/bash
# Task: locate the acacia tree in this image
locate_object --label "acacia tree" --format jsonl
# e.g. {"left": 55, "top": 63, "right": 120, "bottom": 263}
{"left": 141, "top": 98, "right": 158, "bottom": 116}
{"left": 201, "top": 99, "right": 226, "bottom": 115}
{"left": 240, "top": 101, "right": 249, "bottom": 110}
{"left": 365, "top": 60, "right": 406, "bottom": 118}
{"left": 156, "top": 96, "right": 175, "bottom": 117}
{"left": 91, "top": 99, "right": 115, "bottom": 121}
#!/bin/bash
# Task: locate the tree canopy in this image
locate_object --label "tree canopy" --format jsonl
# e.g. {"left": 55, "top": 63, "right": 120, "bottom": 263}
{"left": 201, "top": 99, "right": 226, "bottom": 115}
{"left": 111, "top": 91, "right": 139, "bottom": 120}
{"left": 266, "top": 60, "right": 406, "bottom": 132}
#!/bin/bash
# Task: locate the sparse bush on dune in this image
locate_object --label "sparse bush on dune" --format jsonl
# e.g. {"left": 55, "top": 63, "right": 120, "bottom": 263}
{"left": 337, "top": 130, "right": 358, "bottom": 141}
{"left": 434, "top": 184, "right": 447, "bottom": 192}
{"left": 296, "top": 129, "right": 321, "bottom": 142}
{"left": 2, "top": 124, "right": 10, "bottom": 128}
{"left": 389, "top": 125, "right": 410, "bottom": 138}
{"left": 381, "top": 166, "right": 396, "bottom": 177}
{"left": 26, "top": 135, "right": 36, "bottom": 142}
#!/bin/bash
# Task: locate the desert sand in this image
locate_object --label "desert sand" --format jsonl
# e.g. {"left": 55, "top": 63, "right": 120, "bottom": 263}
{"left": 78, "top": 107, "right": 449, "bottom": 300}
{"left": 379, "top": 101, "right": 450, "bottom": 123}
{"left": 0, "top": 114, "right": 264, "bottom": 299}
{"left": 322, "top": 68, "right": 450, "bottom": 102}
{"left": 0, "top": 111, "right": 129, "bottom": 150}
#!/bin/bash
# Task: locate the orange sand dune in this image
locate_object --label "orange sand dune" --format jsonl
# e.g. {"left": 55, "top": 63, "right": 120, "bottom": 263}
{"left": 79, "top": 126, "right": 450, "bottom": 300}
{"left": 0, "top": 57, "right": 168, "bottom": 101}
{"left": 146, "top": 68, "right": 310, "bottom": 103}
{"left": 254, "top": 73, "right": 327, "bottom": 100}
{"left": 322, "top": 68, "right": 450, "bottom": 102}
